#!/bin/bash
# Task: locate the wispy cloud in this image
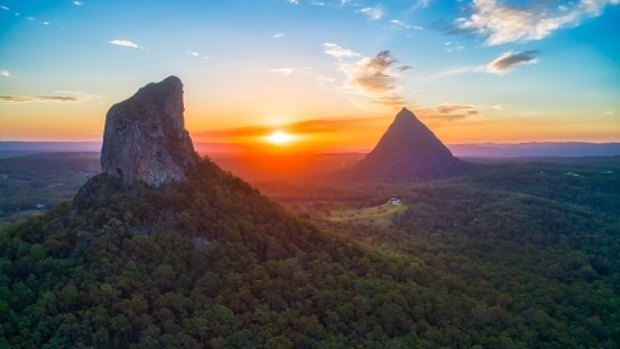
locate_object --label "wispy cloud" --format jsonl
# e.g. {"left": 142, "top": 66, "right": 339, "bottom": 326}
{"left": 345, "top": 51, "right": 410, "bottom": 94}
{"left": 445, "top": 41, "right": 464, "bottom": 53}
{"left": 0, "top": 91, "right": 101, "bottom": 104}
{"left": 0, "top": 5, "right": 10, "bottom": 11}
{"left": 288, "top": 0, "right": 299, "bottom": 4}
{"left": 188, "top": 50, "right": 212, "bottom": 59}
{"left": 603, "top": 110, "right": 615, "bottom": 115}
{"left": 109, "top": 39, "right": 142, "bottom": 49}
{"left": 359, "top": 5, "right": 385, "bottom": 20}
{"left": 390, "top": 19, "right": 411, "bottom": 29}
{"left": 251, "top": 67, "right": 313, "bottom": 77}
{"left": 273, "top": 32, "right": 285, "bottom": 39}
{"left": 1, "top": 96, "right": 80, "bottom": 104}
{"left": 325, "top": 45, "right": 411, "bottom": 106}
{"left": 487, "top": 50, "right": 539, "bottom": 73}
{"left": 0, "top": 69, "right": 9, "bottom": 78}
{"left": 456, "top": 0, "right": 620, "bottom": 45}
{"left": 417, "top": 0, "right": 430, "bottom": 8}
{"left": 323, "top": 43, "right": 360, "bottom": 60}
{"left": 435, "top": 50, "right": 540, "bottom": 77}
{"left": 418, "top": 103, "right": 479, "bottom": 121}
{"left": 73, "top": 1, "right": 83, "bottom": 6}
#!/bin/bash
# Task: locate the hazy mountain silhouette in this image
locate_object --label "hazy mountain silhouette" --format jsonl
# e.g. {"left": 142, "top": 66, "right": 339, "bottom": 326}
{"left": 350, "top": 107, "right": 468, "bottom": 180}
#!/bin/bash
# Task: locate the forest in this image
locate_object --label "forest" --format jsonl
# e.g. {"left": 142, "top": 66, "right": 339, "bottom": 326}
{"left": 0, "top": 156, "right": 619, "bottom": 348}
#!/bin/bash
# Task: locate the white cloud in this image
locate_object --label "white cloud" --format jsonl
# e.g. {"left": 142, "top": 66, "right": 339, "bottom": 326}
{"left": 109, "top": 39, "right": 142, "bottom": 49}
{"left": 254, "top": 67, "right": 312, "bottom": 77}
{"left": 0, "top": 69, "right": 9, "bottom": 78}
{"left": 73, "top": 1, "right": 83, "bottom": 6}
{"left": 42, "top": 21, "right": 50, "bottom": 25}
{"left": 0, "top": 5, "right": 10, "bottom": 11}
{"left": 359, "top": 5, "right": 385, "bottom": 20}
{"left": 457, "top": 0, "right": 620, "bottom": 45}
{"left": 26, "top": 16, "right": 35, "bottom": 21}
{"left": 188, "top": 51, "right": 212, "bottom": 59}
{"left": 288, "top": 0, "right": 299, "bottom": 4}
{"left": 390, "top": 19, "right": 411, "bottom": 29}
{"left": 273, "top": 32, "right": 285, "bottom": 39}
{"left": 323, "top": 42, "right": 360, "bottom": 60}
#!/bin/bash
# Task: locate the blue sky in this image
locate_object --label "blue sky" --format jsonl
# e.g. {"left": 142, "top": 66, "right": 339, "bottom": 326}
{"left": 0, "top": 0, "right": 619, "bottom": 148}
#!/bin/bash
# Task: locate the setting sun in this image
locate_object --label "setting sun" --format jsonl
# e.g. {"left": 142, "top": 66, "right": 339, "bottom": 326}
{"left": 266, "top": 131, "right": 293, "bottom": 146}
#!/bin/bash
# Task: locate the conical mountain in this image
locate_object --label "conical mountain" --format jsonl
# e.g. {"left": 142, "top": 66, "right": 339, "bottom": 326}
{"left": 353, "top": 107, "right": 468, "bottom": 179}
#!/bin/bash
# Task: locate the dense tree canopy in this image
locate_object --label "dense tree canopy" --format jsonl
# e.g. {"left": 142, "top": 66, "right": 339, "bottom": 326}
{"left": 1, "top": 158, "right": 619, "bottom": 348}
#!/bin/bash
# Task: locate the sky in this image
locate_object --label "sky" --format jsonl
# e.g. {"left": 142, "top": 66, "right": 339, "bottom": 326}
{"left": 0, "top": 0, "right": 619, "bottom": 153}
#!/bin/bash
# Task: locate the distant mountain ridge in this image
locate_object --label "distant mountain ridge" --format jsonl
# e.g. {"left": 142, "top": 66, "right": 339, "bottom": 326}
{"left": 349, "top": 107, "right": 468, "bottom": 180}
{"left": 450, "top": 142, "right": 620, "bottom": 158}
{"left": 2, "top": 140, "right": 620, "bottom": 159}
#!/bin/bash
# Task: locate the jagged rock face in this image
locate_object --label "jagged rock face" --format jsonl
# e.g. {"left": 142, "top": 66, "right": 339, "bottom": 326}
{"left": 354, "top": 107, "right": 467, "bottom": 179}
{"left": 101, "top": 76, "right": 197, "bottom": 187}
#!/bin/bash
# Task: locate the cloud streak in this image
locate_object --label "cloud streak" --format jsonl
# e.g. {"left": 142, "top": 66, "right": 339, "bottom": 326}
{"left": 487, "top": 50, "right": 539, "bottom": 73}
{"left": 1, "top": 96, "right": 80, "bottom": 104}
{"left": 0, "top": 69, "right": 9, "bottom": 78}
{"left": 261, "top": 67, "right": 313, "bottom": 77}
{"left": 435, "top": 50, "right": 540, "bottom": 77}
{"left": 109, "top": 39, "right": 142, "bottom": 49}
{"left": 0, "top": 91, "right": 101, "bottom": 104}
{"left": 456, "top": 0, "right": 620, "bottom": 45}
{"left": 418, "top": 104, "right": 479, "bottom": 121}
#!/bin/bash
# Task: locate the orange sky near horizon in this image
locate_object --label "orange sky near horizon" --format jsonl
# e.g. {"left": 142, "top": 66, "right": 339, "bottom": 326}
{"left": 1, "top": 99, "right": 620, "bottom": 155}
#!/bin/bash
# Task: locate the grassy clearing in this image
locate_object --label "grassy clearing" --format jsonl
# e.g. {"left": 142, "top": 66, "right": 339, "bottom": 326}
{"left": 327, "top": 202, "right": 407, "bottom": 227}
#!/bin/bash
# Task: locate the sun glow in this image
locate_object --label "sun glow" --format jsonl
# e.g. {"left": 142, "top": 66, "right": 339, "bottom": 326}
{"left": 266, "top": 131, "right": 293, "bottom": 145}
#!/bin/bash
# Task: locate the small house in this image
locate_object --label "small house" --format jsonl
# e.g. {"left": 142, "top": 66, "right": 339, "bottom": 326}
{"left": 387, "top": 198, "right": 401, "bottom": 206}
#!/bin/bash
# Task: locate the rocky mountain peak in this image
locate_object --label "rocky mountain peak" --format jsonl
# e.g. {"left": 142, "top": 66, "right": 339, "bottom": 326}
{"left": 100, "top": 76, "right": 197, "bottom": 187}
{"left": 352, "top": 107, "right": 468, "bottom": 179}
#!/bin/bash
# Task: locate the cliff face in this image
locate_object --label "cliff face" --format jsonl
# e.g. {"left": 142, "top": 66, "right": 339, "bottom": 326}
{"left": 100, "top": 76, "right": 197, "bottom": 187}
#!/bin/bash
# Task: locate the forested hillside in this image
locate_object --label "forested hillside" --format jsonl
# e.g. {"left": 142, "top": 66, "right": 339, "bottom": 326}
{"left": 1, "top": 158, "right": 619, "bottom": 348}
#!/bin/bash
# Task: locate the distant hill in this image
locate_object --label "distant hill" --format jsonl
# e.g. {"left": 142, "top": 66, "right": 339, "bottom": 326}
{"left": 449, "top": 142, "right": 620, "bottom": 158}
{"left": 0, "top": 141, "right": 100, "bottom": 159}
{"left": 348, "top": 107, "right": 468, "bottom": 180}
